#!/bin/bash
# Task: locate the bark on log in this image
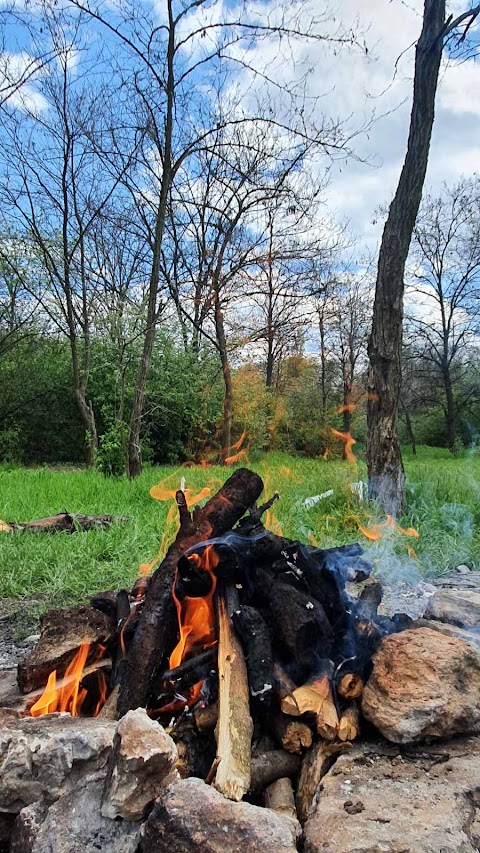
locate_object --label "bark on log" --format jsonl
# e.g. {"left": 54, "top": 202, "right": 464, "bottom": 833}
{"left": 264, "top": 777, "right": 298, "bottom": 821}
{"left": 194, "top": 701, "right": 219, "bottom": 733}
{"left": 250, "top": 751, "right": 301, "bottom": 791}
{"left": 117, "top": 468, "right": 263, "bottom": 716}
{"left": 232, "top": 605, "right": 273, "bottom": 702}
{"left": 296, "top": 741, "right": 351, "bottom": 823}
{"left": 213, "top": 585, "right": 253, "bottom": 802}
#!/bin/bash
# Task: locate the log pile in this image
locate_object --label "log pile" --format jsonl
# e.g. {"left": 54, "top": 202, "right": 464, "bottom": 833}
{"left": 9, "top": 467, "right": 414, "bottom": 823}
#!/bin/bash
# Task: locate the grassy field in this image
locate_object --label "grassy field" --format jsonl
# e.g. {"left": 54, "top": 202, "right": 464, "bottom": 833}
{"left": 1, "top": 447, "right": 479, "bottom": 609}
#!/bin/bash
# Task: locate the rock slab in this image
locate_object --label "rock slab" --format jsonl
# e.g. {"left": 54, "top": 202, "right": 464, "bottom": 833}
{"left": 141, "top": 776, "right": 299, "bottom": 853}
{"left": 23, "top": 776, "right": 140, "bottom": 853}
{"left": 304, "top": 736, "right": 480, "bottom": 853}
{"left": 362, "top": 627, "right": 480, "bottom": 743}
{"left": 102, "top": 708, "right": 178, "bottom": 820}
{"left": 0, "top": 713, "right": 115, "bottom": 813}
{"left": 424, "top": 589, "right": 480, "bottom": 629}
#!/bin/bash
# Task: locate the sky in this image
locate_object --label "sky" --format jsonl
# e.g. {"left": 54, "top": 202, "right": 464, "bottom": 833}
{"left": 309, "top": 0, "right": 480, "bottom": 253}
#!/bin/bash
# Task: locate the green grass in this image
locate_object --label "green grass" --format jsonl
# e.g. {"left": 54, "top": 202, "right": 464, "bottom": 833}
{"left": 1, "top": 447, "right": 479, "bottom": 607}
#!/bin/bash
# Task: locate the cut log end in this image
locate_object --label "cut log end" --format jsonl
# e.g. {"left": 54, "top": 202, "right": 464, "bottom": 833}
{"left": 337, "top": 673, "right": 364, "bottom": 699}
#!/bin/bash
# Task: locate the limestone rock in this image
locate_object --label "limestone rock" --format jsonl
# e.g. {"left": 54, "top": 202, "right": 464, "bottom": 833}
{"left": 424, "top": 589, "right": 480, "bottom": 628}
{"left": 9, "top": 801, "right": 48, "bottom": 853}
{"left": 141, "top": 777, "right": 299, "bottom": 853}
{"left": 101, "top": 708, "right": 178, "bottom": 820}
{"left": 17, "top": 605, "right": 114, "bottom": 693}
{"left": 304, "top": 736, "right": 480, "bottom": 853}
{"left": 0, "top": 713, "right": 115, "bottom": 813}
{"left": 362, "top": 627, "right": 480, "bottom": 743}
{"left": 26, "top": 775, "right": 140, "bottom": 853}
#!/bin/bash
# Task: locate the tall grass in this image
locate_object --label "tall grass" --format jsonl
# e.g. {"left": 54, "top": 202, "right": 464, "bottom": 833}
{"left": 0, "top": 447, "right": 479, "bottom": 606}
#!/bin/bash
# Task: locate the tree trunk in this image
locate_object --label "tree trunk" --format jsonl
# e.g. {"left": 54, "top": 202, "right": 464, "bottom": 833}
{"left": 215, "top": 293, "right": 233, "bottom": 454}
{"left": 319, "top": 312, "right": 327, "bottom": 416}
{"left": 126, "top": 1, "right": 175, "bottom": 478}
{"left": 367, "top": 0, "right": 445, "bottom": 516}
{"left": 402, "top": 405, "right": 417, "bottom": 456}
{"left": 444, "top": 367, "right": 457, "bottom": 451}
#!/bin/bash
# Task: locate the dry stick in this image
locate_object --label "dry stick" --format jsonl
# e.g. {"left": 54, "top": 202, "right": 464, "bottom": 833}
{"left": 264, "top": 777, "right": 298, "bottom": 822}
{"left": 213, "top": 584, "right": 253, "bottom": 801}
{"left": 338, "top": 705, "right": 360, "bottom": 742}
{"left": 337, "top": 673, "right": 363, "bottom": 700}
{"left": 296, "top": 741, "right": 352, "bottom": 824}
{"left": 281, "top": 675, "right": 339, "bottom": 740}
{"left": 271, "top": 714, "right": 313, "bottom": 754}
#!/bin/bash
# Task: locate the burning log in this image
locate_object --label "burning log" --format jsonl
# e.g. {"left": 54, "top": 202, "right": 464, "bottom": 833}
{"left": 250, "top": 750, "right": 301, "bottom": 790}
{"left": 117, "top": 468, "right": 264, "bottom": 716}
{"left": 296, "top": 740, "right": 351, "bottom": 823}
{"left": 213, "top": 585, "right": 253, "bottom": 802}
{"left": 271, "top": 714, "right": 313, "bottom": 754}
{"left": 338, "top": 705, "right": 360, "bottom": 742}
{"left": 160, "top": 648, "right": 217, "bottom": 688}
{"left": 264, "top": 777, "right": 298, "bottom": 822}
{"left": 232, "top": 605, "right": 273, "bottom": 702}
{"left": 281, "top": 675, "right": 339, "bottom": 741}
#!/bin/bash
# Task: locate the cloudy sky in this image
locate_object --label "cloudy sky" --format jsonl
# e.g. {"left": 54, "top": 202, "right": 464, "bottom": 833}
{"left": 310, "top": 0, "right": 480, "bottom": 253}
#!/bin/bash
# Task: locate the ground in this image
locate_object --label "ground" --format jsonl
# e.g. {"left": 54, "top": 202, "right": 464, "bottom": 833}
{"left": 0, "top": 448, "right": 479, "bottom": 617}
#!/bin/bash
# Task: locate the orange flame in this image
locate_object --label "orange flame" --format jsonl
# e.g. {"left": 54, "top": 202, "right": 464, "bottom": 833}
{"left": 354, "top": 515, "right": 419, "bottom": 542}
{"left": 30, "top": 642, "right": 91, "bottom": 717}
{"left": 331, "top": 428, "right": 357, "bottom": 463}
{"left": 168, "top": 545, "right": 219, "bottom": 707}
{"left": 337, "top": 402, "right": 357, "bottom": 415}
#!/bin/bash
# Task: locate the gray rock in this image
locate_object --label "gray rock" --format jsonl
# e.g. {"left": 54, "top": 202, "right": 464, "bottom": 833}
{"left": 424, "top": 589, "right": 480, "bottom": 628}
{"left": 9, "top": 801, "right": 48, "bottom": 853}
{"left": 304, "top": 736, "right": 480, "bottom": 853}
{"left": 101, "top": 708, "right": 178, "bottom": 820}
{"left": 0, "top": 713, "right": 115, "bottom": 813}
{"left": 141, "top": 777, "right": 299, "bottom": 853}
{"left": 433, "top": 570, "right": 480, "bottom": 591}
{"left": 362, "top": 627, "right": 480, "bottom": 743}
{"left": 27, "top": 775, "right": 141, "bottom": 853}
{"left": 415, "top": 618, "right": 480, "bottom": 649}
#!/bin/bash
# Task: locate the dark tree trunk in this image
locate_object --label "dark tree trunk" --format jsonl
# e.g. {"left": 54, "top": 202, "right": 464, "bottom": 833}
{"left": 367, "top": 0, "right": 445, "bottom": 516}
{"left": 214, "top": 288, "right": 233, "bottom": 455}
{"left": 127, "top": 1, "right": 175, "bottom": 478}
{"left": 403, "top": 407, "right": 417, "bottom": 456}
{"left": 319, "top": 314, "right": 327, "bottom": 416}
{"left": 444, "top": 367, "right": 457, "bottom": 451}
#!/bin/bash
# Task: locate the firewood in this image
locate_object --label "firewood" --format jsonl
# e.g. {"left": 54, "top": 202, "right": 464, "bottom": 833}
{"left": 255, "top": 571, "right": 334, "bottom": 665}
{"left": 213, "top": 585, "right": 253, "bottom": 802}
{"left": 194, "top": 701, "right": 218, "bottom": 733}
{"left": 250, "top": 750, "right": 301, "bottom": 790}
{"left": 232, "top": 605, "right": 273, "bottom": 702}
{"left": 159, "top": 647, "right": 217, "bottom": 690}
{"left": 337, "top": 672, "right": 363, "bottom": 699}
{"left": 273, "top": 662, "right": 297, "bottom": 699}
{"left": 117, "top": 468, "right": 263, "bottom": 716}
{"left": 281, "top": 675, "right": 339, "bottom": 741}
{"left": 7, "top": 512, "right": 124, "bottom": 533}
{"left": 264, "top": 777, "right": 298, "bottom": 821}
{"left": 296, "top": 740, "right": 352, "bottom": 824}
{"left": 12, "top": 658, "right": 112, "bottom": 714}
{"left": 271, "top": 714, "right": 313, "bottom": 754}
{"left": 97, "top": 683, "right": 119, "bottom": 719}
{"left": 338, "top": 705, "right": 360, "bottom": 742}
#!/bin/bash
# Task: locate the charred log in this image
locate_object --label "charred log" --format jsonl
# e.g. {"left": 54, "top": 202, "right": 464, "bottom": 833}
{"left": 232, "top": 605, "right": 274, "bottom": 703}
{"left": 117, "top": 468, "right": 263, "bottom": 716}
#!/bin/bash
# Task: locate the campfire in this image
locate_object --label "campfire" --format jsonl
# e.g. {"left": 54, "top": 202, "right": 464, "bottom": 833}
{"left": 13, "top": 467, "right": 415, "bottom": 819}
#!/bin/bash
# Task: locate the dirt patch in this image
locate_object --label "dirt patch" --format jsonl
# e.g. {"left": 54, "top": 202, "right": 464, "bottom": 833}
{"left": 0, "top": 599, "right": 46, "bottom": 670}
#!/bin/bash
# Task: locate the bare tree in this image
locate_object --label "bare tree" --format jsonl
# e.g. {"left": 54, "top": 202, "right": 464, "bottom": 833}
{"left": 367, "top": 0, "right": 480, "bottom": 515}
{"left": 65, "top": 0, "right": 366, "bottom": 475}
{"left": 0, "top": 12, "right": 122, "bottom": 465}
{"left": 406, "top": 177, "right": 480, "bottom": 450}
